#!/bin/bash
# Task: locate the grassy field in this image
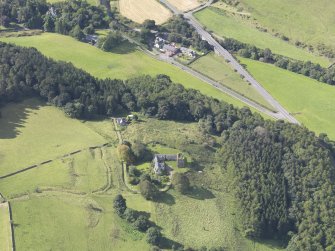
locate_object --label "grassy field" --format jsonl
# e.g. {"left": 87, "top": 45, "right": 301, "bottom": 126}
{"left": 190, "top": 52, "right": 274, "bottom": 110}
{"left": 123, "top": 117, "right": 284, "bottom": 250}
{"left": 239, "top": 0, "right": 335, "bottom": 51}
{"left": 119, "top": 0, "right": 172, "bottom": 24}
{"left": 0, "top": 105, "right": 283, "bottom": 250}
{"left": 194, "top": 7, "right": 331, "bottom": 66}
{"left": 0, "top": 99, "right": 108, "bottom": 176}
{"left": 167, "top": 0, "right": 201, "bottom": 11}
{"left": 11, "top": 195, "right": 150, "bottom": 251}
{"left": 0, "top": 99, "right": 149, "bottom": 250}
{"left": 0, "top": 33, "right": 253, "bottom": 110}
{"left": 239, "top": 57, "right": 335, "bottom": 139}
{"left": 0, "top": 203, "right": 12, "bottom": 251}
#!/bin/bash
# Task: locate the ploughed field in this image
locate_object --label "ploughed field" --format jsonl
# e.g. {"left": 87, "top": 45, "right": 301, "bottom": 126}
{"left": 118, "top": 0, "right": 172, "bottom": 24}
{"left": 166, "top": 0, "right": 202, "bottom": 11}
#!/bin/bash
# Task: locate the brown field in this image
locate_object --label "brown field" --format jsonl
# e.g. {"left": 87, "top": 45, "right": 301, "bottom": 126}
{"left": 119, "top": 0, "right": 172, "bottom": 24}
{"left": 167, "top": 0, "right": 201, "bottom": 11}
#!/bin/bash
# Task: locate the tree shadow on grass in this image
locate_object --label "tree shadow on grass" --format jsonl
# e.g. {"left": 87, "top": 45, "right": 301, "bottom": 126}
{"left": 155, "top": 192, "right": 175, "bottom": 205}
{"left": 137, "top": 210, "right": 151, "bottom": 219}
{"left": 159, "top": 237, "right": 183, "bottom": 250}
{"left": 0, "top": 99, "right": 42, "bottom": 139}
{"left": 186, "top": 186, "right": 215, "bottom": 200}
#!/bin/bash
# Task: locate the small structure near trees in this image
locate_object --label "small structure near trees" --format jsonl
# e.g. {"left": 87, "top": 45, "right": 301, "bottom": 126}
{"left": 116, "top": 117, "right": 128, "bottom": 126}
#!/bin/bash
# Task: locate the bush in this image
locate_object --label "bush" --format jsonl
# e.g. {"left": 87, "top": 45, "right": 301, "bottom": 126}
{"left": 139, "top": 180, "right": 159, "bottom": 200}
{"left": 124, "top": 208, "right": 138, "bottom": 223}
{"left": 113, "top": 194, "right": 127, "bottom": 217}
{"left": 98, "top": 31, "right": 124, "bottom": 52}
{"left": 129, "top": 166, "right": 141, "bottom": 177}
{"left": 129, "top": 176, "right": 140, "bottom": 185}
{"left": 133, "top": 215, "right": 149, "bottom": 232}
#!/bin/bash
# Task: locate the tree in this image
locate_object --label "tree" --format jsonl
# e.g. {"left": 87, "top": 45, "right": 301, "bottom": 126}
{"left": 139, "top": 180, "right": 159, "bottom": 200}
{"left": 131, "top": 142, "right": 151, "bottom": 162}
{"left": 70, "top": 25, "right": 85, "bottom": 41}
{"left": 146, "top": 227, "right": 162, "bottom": 246}
{"left": 117, "top": 144, "right": 134, "bottom": 163}
{"left": 113, "top": 194, "right": 127, "bottom": 217}
{"left": 83, "top": 24, "right": 94, "bottom": 35}
{"left": 43, "top": 15, "right": 55, "bottom": 32}
{"left": 133, "top": 215, "right": 149, "bottom": 232}
{"left": 143, "top": 19, "right": 156, "bottom": 29}
{"left": 99, "top": 31, "right": 123, "bottom": 51}
{"left": 263, "top": 48, "right": 273, "bottom": 63}
{"left": 124, "top": 208, "right": 138, "bottom": 223}
{"left": 171, "top": 173, "right": 190, "bottom": 194}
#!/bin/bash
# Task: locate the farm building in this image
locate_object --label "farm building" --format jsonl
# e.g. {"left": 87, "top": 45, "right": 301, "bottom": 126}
{"left": 154, "top": 37, "right": 166, "bottom": 49}
{"left": 180, "top": 47, "right": 197, "bottom": 58}
{"left": 153, "top": 153, "right": 185, "bottom": 175}
{"left": 163, "top": 44, "right": 180, "bottom": 57}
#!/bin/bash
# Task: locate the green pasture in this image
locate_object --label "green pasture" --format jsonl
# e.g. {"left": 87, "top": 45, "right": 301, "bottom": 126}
{"left": 239, "top": 0, "right": 335, "bottom": 51}
{"left": 0, "top": 112, "right": 285, "bottom": 250}
{"left": 239, "top": 57, "right": 335, "bottom": 139}
{"left": 190, "top": 52, "right": 273, "bottom": 109}
{"left": 194, "top": 7, "right": 331, "bottom": 66}
{"left": 11, "top": 195, "right": 150, "bottom": 251}
{"left": 0, "top": 33, "right": 258, "bottom": 111}
{"left": 0, "top": 99, "right": 107, "bottom": 176}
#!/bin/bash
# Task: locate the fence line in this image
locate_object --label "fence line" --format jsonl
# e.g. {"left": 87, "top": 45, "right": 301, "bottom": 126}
{"left": 0, "top": 143, "right": 110, "bottom": 179}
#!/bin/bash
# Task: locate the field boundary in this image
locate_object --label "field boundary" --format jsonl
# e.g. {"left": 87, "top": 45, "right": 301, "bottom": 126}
{"left": 0, "top": 143, "right": 110, "bottom": 180}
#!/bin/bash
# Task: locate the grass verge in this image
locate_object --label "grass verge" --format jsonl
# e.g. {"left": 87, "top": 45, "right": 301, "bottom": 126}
{"left": 194, "top": 7, "right": 330, "bottom": 66}
{"left": 239, "top": 57, "right": 335, "bottom": 139}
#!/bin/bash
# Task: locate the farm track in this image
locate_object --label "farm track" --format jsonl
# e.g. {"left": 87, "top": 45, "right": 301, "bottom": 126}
{"left": 112, "top": 119, "right": 139, "bottom": 194}
{"left": 159, "top": 0, "right": 300, "bottom": 124}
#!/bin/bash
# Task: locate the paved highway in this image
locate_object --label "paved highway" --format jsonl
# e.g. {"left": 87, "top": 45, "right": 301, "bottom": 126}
{"left": 160, "top": 55, "right": 286, "bottom": 120}
{"left": 160, "top": 0, "right": 300, "bottom": 124}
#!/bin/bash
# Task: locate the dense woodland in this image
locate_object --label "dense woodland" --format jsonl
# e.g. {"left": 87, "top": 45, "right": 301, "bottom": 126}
{"left": 220, "top": 38, "right": 335, "bottom": 86}
{"left": 0, "top": 0, "right": 110, "bottom": 40}
{"left": 0, "top": 42, "right": 335, "bottom": 250}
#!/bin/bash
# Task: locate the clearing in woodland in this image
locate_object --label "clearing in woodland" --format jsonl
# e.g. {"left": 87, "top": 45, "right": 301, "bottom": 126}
{"left": 118, "top": 0, "right": 172, "bottom": 24}
{"left": 166, "top": 0, "right": 202, "bottom": 11}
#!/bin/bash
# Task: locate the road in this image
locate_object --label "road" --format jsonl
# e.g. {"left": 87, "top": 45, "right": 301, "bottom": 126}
{"left": 160, "top": 0, "right": 300, "bottom": 124}
{"left": 160, "top": 55, "right": 285, "bottom": 120}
